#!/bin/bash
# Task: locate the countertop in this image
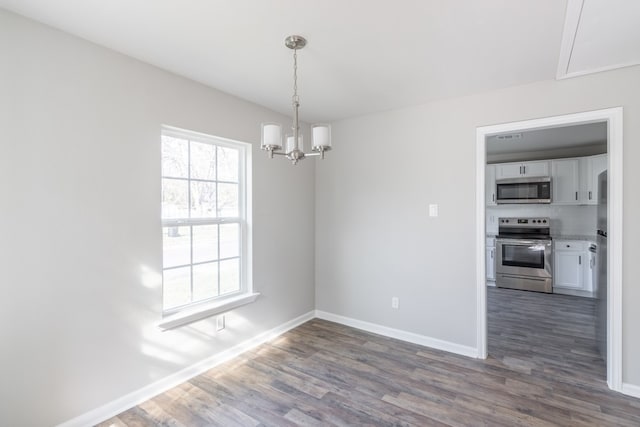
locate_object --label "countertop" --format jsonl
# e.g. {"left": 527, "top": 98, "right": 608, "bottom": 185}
{"left": 552, "top": 234, "right": 597, "bottom": 243}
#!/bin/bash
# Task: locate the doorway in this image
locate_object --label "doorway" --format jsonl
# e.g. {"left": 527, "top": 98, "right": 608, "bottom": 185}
{"left": 475, "top": 107, "right": 623, "bottom": 392}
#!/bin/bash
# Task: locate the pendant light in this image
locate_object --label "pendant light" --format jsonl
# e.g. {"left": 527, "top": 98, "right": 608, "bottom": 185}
{"left": 261, "top": 36, "right": 332, "bottom": 165}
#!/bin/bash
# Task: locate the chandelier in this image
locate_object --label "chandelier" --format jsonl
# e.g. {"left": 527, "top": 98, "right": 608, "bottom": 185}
{"left": 261, "top": 35, "right": 332, "bottom": 165}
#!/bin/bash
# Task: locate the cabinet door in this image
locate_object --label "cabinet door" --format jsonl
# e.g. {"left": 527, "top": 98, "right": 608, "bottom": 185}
{"left": 486, "top": 247, "right": 496, "bottom": 281}
{"left": 552, "top": 159, "right": 580, "bottom": 204}
{"left": 554, "top": 251, "right": 584, "bottom": 289}
{"left": 485, "top": 165, "right": 496, "bottom": 206}
{"left": 522, "top": 160, "right": 550, "bottom": 177}
{"left": 496, "top": 163, "right": 524, "bottom": 179}
{"left": 587, "top": 154, "right": 607, "bottom": 205}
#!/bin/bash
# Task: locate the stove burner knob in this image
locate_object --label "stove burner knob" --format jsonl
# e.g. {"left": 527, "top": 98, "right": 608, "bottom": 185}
{"left": 543, "top": 219, "right": 547, "bottom": 223}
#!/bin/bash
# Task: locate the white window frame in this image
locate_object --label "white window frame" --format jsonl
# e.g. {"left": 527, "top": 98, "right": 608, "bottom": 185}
{"left": 158, "top": 126, "right": 257, "bottom": 330}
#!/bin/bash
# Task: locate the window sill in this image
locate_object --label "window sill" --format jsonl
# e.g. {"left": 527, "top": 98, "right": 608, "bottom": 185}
{"left": 158, "top": 292, "right": 260, "bottom": 331}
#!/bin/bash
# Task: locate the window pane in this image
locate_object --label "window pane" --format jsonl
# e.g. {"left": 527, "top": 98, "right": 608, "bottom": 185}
{"left": 218, "top": 183, "right": 238, "bottom": 217}
{"left": 220, "top": 223, "right": 239, "bottom": 259}
{"left": 162, "top": 226, "right": 190, "bottom": 268}
{"left": 190, "top": 141, "right": 216, "bottom": 181}
{"left": 162, "top": 136, "right": 188, "bottom": 178}
{"left": 193, "top": 262, "right": 218, "bottom": 301}
{"left": 220, "top": 258, "right": 239, "bottom": 295}
{"left": 162, "top": 178, "right": 189, "bottom": 219}
{"left": 193, "top": 225, "right": 218, "bottom": 263}
{"left": 190, "top": 181, "right": 216, "bottom": 218}
{"left": 217, "top": 146, "right": 239, "bottom": 182}
{"left": 163, "top": 267, "right": 191, "bottom": 309}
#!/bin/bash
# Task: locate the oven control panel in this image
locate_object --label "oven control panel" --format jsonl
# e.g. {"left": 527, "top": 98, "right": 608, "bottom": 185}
{"left": 499, "top": 217, "right": 549, "bottom": 227}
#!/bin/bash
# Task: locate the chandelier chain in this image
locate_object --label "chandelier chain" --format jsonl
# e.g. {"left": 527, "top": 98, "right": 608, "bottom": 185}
{"left": 292, "top": 48, "right": 299, "bottom": 104}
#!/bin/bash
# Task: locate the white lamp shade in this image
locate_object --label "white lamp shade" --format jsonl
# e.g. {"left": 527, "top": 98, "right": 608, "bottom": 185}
{"left": 286, "top": 134, "right": 303, "bottom": 154}
{"left": 261, "top": 123, "right": 282, "bottom": 149}
{"left": 312, "top": 124, "right": 331, "bottom": 148}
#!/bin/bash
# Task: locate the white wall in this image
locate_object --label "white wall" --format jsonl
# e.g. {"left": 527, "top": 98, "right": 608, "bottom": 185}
{"left": 315, "top": 65, "right": 640, "bottom": 386}
{"left": 0, "top": 10, "right": 315, "bottom": 426}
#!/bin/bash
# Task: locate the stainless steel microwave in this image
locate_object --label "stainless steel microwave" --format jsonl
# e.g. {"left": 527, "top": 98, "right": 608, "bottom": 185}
{"left": 496, "top": 177, "right": 552, "bottom": 204}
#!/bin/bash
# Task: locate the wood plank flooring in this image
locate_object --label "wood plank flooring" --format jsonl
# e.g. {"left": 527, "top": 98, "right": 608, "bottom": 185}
{"left": 99, "top": 288, "right": 640, "bottom": 426}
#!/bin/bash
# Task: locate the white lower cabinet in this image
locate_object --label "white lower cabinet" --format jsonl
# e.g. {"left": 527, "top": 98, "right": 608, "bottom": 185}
{"left": 554, "top": 240, "right": 594, "bottom": 297}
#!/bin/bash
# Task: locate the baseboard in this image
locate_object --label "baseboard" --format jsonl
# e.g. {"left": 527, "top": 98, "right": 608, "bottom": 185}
{"left": 621, "top": 382, "right": 640, "bottom": 399}
{"left": 314, "top": 310, "right": 479, "bottom": 358}
{"left": 56, "top": 310, "right": 315, "bottom": 427}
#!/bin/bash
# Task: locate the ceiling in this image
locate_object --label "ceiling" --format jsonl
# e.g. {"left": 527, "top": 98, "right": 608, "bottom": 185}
{"left": 1, "top": 0, "right": 638, "bottom": 122}
{"left": 487, "top": 122, "right": 607, "bottom": 155}
{"left": 558, "top": 0, "right": 640, "bottom": 78}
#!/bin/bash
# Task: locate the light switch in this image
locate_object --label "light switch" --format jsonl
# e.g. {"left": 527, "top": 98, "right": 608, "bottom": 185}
{"left": 429, "top": 204, "right": 438, "bottom": 217}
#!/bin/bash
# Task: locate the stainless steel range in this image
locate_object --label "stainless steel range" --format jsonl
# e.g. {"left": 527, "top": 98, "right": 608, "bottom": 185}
{"left": 495, "top": 217, "right": 552, "bottom": 293}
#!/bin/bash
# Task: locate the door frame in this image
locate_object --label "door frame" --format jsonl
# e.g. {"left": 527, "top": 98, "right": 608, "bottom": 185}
{"left": 475, "top": 107, "right": 623, "bottom": 392}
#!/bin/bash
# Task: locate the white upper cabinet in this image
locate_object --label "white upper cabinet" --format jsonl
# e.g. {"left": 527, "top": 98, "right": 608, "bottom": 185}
{"left": 552, "top": 158, "right": 580, "bottom": 204}
{"left": 579, "top": 154, "right": 607, "bottom": 205}
{"left": 485, "top": 165, "right": 496, "bottom": 206}
{"left": 522, "top": 160, "right": 550, "bottom": 178}
{"left": 496, "top": 160, "right": 550, "bottom": 179}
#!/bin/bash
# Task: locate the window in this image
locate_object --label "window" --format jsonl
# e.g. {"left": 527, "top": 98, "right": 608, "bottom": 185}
{"left": 161, "top": 127, "right": 250, "bottom": 315}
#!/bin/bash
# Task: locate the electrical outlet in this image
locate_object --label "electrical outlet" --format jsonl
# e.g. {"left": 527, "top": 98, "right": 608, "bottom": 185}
{"left": 216, "top": 315, "right": 225, "bottom": 331}
{"left": 391, "top": 297, "right": 399, "bottom": 309}
{"left": 429, "top": 204, "right": 438, "bottom": 217}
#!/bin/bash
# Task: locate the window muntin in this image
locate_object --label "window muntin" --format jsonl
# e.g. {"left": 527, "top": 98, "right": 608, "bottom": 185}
{"left": 161, "top": 128, "right": 246, "bottom": 313}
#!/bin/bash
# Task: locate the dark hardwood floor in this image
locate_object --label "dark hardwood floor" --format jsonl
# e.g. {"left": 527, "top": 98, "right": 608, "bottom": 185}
{"left": 99, "top": 288, "right": 640, "bottom": 426}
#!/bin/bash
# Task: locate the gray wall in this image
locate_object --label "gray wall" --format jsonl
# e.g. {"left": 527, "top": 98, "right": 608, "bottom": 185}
{"left": 0, "top": 10, "right": 315, "bottom": 426}
{"left": 315, "top": 65, "right": 640, "bottom": 385}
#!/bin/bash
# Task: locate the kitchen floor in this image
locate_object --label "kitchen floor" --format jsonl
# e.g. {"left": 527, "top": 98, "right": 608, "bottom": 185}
{"left": 488, "top": 286, "right": 604, "bottom": 385}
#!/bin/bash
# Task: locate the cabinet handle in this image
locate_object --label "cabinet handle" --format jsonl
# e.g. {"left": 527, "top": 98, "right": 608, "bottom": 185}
{"left": 589, "top": 191, "right": 592, "bottom": 200}
{"left": 575, "top": 191, "right": 578, "bottom": 200}
{"left": 492, "top": 193, "right": 495, "bottom": 202}
{"left": 520, "top": 166, "right": 523, "bottom": 174}
{"left": 579, "top": 255, "right": 582, "bottom": 265}
{"left": 522, "top": 165, "right": 526, "bottom": 175}
{"left": 491, "top": 249, "right": 494, "bottom": 259}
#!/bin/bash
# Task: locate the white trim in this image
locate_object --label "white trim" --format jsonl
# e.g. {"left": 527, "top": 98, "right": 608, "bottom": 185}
{"left": 315, "top": 310, "right": 478, "bottom": 359}
{"left": 556, "top": 0, "right": 584, "bottom": 79}
{"left": 158, "top": 292, "right": 260, "bottom": 330}
{"left": 475, "top": 107, "right": 624, "bottom": 393}
{"left": 621, "top": 383, "right": 640, "bottom": 399}
{"left": 56, "top": 310, "right": 315, "bottom": 427}
{"left": 476, "top": 129, "right": 488, "bottom": 359}
{"left": 559, "top": 61, "right": 640, "bottom": 81}
{"left": 607, "top": 107, "right": 623, "bottom": 392}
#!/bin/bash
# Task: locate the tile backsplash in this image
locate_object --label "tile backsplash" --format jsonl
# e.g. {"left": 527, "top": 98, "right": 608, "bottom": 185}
{"left": 486, "top": 204, "right": 597, "bottom": 236}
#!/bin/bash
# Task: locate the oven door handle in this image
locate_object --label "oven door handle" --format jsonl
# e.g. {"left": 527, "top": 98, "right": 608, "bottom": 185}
{"left": 496, "top": 239, "right": 551, "bottom": 246}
